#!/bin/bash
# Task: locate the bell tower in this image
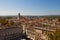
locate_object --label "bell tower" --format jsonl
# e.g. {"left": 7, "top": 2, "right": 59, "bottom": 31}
{"left": 18, "top": 13, "right": 20, "bottom": 20}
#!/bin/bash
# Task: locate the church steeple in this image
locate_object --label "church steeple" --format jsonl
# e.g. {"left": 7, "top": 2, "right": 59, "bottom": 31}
{"left": 18, "top": 13, "right": 20, "bottom": 20}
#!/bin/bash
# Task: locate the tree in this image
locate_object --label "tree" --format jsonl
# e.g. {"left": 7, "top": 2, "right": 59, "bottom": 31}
{"left": 8, "top": 20, "right": 14, "bottom": 25}
{"left": 47, "top": 32, "right": 54, "bottom": 40}
{"left": 54, "top": 28, "right": 60, "bottom": 40}
{"left": 0, "top": 19, "right": 8, "bottom": 25}
{"left": 47, "top": 27, "right": 60, "bottom": 40}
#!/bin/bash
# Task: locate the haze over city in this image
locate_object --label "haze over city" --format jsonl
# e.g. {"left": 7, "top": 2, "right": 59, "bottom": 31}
{"left": 0, "top": 0, "right": 60, "bottom": 16}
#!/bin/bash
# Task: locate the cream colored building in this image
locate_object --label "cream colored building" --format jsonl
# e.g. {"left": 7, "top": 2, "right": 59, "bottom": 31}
{"left": 25, "top": 26, "right": 54, "bottom": 40}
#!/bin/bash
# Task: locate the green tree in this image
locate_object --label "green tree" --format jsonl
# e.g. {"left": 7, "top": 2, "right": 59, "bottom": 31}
{"left": 54, "top": 28, "right": 60, "bottom": 40}
{"left": 8, "top": 20, "right": 14, "bottom": 25}
{"left": 47, "top": 32, "right": 54, "bottom": 40}
{"left": 0, "top": 19, "right": 8, "bottom": 25}
{"left": 47, "top": 27, "right": 60, "bottom": 40}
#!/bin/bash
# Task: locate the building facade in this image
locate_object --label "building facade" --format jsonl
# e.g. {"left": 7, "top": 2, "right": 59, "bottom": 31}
{"left": 25, "top": 25, "right": 54, "bottom": 40}
{"left": 0, "top": 25, "right": 23, "bottom": 40}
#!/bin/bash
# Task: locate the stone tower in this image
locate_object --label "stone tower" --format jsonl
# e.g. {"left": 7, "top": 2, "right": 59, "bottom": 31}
{"left": 18, "top": 13, "right": 20, "bottom": 20}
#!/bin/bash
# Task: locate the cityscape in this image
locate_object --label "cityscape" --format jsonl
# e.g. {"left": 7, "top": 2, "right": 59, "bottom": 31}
{"left": 0, "top": 0, "right": 60, "bottom": 40}
{"left": 0, "top": 13, "right": 60, "bottom": 40}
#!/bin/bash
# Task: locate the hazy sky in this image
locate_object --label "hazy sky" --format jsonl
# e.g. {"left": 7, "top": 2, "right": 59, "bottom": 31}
{"left": 0, "top": 0, "right": 60, "bottom": 16}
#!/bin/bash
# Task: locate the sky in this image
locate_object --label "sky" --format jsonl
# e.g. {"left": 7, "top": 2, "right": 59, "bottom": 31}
{"left": 0, "top": 0, "right": 60, "bottom": 16}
